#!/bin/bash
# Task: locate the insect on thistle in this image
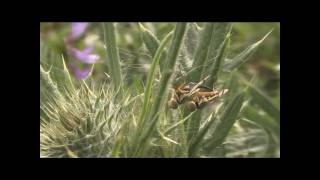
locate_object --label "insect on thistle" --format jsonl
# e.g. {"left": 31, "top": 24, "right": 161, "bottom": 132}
{"left": 168, "top": 76, "right": 228, "bottom": 111}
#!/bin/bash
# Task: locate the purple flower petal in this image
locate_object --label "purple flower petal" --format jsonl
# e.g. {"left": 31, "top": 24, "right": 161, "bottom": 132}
{"left": 68, "top": 47, "right": 99, "bottom": 64}
{"left": 68, "top": 62, "right": 93, "bottom": 80}
{"left": 82, "top": 46, "right": 93, "bottom": 54}
{"left": 69, "top": 22, "right": 88, "bottom": 41}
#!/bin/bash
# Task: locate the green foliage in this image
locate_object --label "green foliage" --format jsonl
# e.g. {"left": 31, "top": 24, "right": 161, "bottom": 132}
{"left": 203, "top": 91, "right": 245, "bottom": 151}
{"left": 209, "top": 33, "right": 230, "bottom": 85}
{"left": 104, "top": 23, "right": 123, "bottom": 89}
{"left": 137, "top": 31, "right": 173, "bottom": 132}
{"left": 40, "top": 22, "right": 280, "bottom": 158}
{"left": 201, "top": 23, "right": 232, "bottom": 86}
{"left": 190, "top": 23, "right": 215, "bottom": 82}
{"left": 132, "top": 23, "right": 187, "bottom": 157}
{"left": 223, "top": 30, "right": 273, "bottom": 71}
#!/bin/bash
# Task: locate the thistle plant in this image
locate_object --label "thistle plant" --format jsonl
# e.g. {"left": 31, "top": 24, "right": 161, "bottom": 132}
{"left": 40, "top": 22, "right": 280, "bottom": 158}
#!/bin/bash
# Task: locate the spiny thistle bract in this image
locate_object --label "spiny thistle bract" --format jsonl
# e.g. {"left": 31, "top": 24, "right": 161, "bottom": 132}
{"left": 40, "top": 71, "right": 136, "bottom": 157}
{"left": 40, "top": 22, "right": 280, "bottom": 158}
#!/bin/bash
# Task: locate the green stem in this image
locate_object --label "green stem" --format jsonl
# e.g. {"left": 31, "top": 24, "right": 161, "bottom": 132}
{"left": 132, "top": 23, "right": 187, "bottom": 157}
{"left": 104, "top": 23, "right": 123, "bottom": 89}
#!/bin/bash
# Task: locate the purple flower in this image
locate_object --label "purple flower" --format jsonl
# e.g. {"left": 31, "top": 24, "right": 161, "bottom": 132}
{"left": 69, "top": 22, "right": 88, "bottom": 41}
{"left": 64, "top": 22, "right": 99, "bottom": 80}
{"left": 68, "top": 47, "right": 99, "bottom": 64}
{"left": 68, "top": 62, "right": 93, "bottom": 80}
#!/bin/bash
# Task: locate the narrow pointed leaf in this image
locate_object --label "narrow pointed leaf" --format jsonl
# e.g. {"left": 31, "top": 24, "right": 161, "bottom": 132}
{"left": 204, "top": 91, "right": 245, "bottom": 151}
{"left": 190, "top": 23, "right": 215, "bottom": 82}
{"left": 132, "top": 23, "right": 187, "bottom": 157}
{"left": 104, "top": 23, "right": 123, "bottom": 88}
{"left": 249, "top": 85, "right": 280, "bottom": 122}
{"left": 223, "top": 30, "right": 273, "bottom": 71}
{"left": 139, "top": 23, "right": 168, "bottom": 73}
{"left": 138, "top": 31, "right": 173, "bottom": 128}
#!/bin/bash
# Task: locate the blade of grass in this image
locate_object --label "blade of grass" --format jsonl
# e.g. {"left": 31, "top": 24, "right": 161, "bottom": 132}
{"left": 207, "top": 32, "right": 230, "bottom": 86}
{"left": 239, "top": 72, "right": 280, "bottom": 122}
{"left": 40, "top": 65, "right": 63, "bottom": 100}
{"left": 163, "top": 111, "right": 195, "bottom": 136}
{"left": 176, "top": 23, "right": 198, "bottom": 75}
{"left": 184, "top": 23, "right": 200, "bottom": 58}
{"left": 138, "top": 23, "right": 168, "bottom": 73}
{"left": 103, "top": 23, "right": 123, "bottom": 89}
{"left": 186, "top": 110, "right": 202, "bottom": 143}
{"left": 61, "top": 55, "right": 76, "bottom": 93}
{"left": 158, "top": 129, "right": 180, "bottom": 145}
{"left": 179, "top": 23, "right": 216, "bottom": 145}
{"left": 138, "top": 31, "right": 173, "bottom": 129}
{"left": 223, "top": 29, "right": 273, "bottom": 71}
{"left": 110, "top": 119, "right": 130, "bottom": 158}
{"left": 242, "top": 105, "right": 280, "bottom": 138}
{"left": 150, "top": 23, "right": 187, "bottom": 119}
{"left": 187, "top": 112, "right": 217, "bottom": 157}
{"left": 203, "top": 91, "right": 245, "bottom": 152}
{"left": 187, "top": 32, "right": 230, "bottom": 139}
{"left": 138, "top": 23, "right": 160, "bottom": 56}
{"left": 190, "top": 23, "right": 215, "bottom": 82}
{"left": 132, "top": 23, "right": 187, "bottom": 157}
{"left": 249, "top": 85, "right": 280, "bottom": 122}
{"left": 202, "top": 23, "right": 232, "bottom": 80}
